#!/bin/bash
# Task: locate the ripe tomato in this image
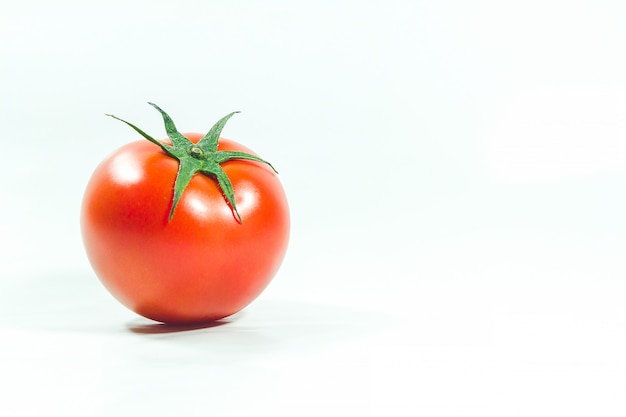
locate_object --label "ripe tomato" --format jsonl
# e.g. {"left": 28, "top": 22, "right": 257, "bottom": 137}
{"left": 81, "top": 105, "right": 289, "bottom": 324}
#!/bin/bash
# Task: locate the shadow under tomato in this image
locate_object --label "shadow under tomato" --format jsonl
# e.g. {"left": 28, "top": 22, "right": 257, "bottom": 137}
{"left": 127, "top": 318, "right": 232, "bottom": 334}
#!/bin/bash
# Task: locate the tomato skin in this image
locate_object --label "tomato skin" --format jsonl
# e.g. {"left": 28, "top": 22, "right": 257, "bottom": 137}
{"left": 81, "top": 133, "right": 289, "bottom": 323}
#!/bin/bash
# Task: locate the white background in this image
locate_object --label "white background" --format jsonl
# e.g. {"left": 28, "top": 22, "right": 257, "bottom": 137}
{"left": 2, "top": 0, "right": 626, "bottom": 415}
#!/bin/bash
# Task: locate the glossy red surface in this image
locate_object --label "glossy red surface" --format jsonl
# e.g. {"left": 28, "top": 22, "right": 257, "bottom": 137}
{"left": 81, "top": 134, "right": 290, "bottom": 323}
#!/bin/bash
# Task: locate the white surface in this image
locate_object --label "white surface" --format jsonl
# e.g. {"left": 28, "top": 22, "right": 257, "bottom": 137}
{"left": 2, "top": 1, "right": 626, "bottom": 416}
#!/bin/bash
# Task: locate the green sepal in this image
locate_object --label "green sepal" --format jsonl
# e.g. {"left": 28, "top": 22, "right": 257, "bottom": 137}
{"left": 216, "top": 150, "right": 278, "bottom": 174}
{"left": 210, "top": 165, "right": 242, "bottom": 223}
{"left": 105, "top": 113, "right": 174, "bottom": 156}
{"left": 197, "top": 111, "right": 241, "bottom": 153}
{"left": 148, "top": 102, "right": 193, "bottom": 151}
{"left": 106, "top": 103, "right": 278, "bottom": 223}
{"left": 169, "top": 158, "right": 202, "bottom": 221}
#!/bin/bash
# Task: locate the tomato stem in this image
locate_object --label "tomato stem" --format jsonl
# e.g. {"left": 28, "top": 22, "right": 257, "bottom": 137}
{"left": 106, "top": 103, "right": 277, "bottom": 223}
{"left": 190, "top": 146, "right": 204, "bottom": 158}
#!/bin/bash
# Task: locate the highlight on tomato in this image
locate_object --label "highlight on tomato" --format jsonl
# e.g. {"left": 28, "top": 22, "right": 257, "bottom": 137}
{"left": 81, "top": 103, "right": 290, "bottom": 324}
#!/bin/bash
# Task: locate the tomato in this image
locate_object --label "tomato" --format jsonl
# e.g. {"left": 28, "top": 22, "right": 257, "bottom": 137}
{"left": 81, "top": 104, "right": 289, "bottom": 323}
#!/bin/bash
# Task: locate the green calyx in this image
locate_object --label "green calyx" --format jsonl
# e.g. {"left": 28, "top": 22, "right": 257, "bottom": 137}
{"left": 106, "top": 102, "right": 277, "bottom": 223}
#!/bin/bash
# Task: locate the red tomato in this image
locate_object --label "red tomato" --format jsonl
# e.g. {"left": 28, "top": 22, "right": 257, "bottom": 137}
{"left": 81, "top": 131, "right": 289, "bottom": 324}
